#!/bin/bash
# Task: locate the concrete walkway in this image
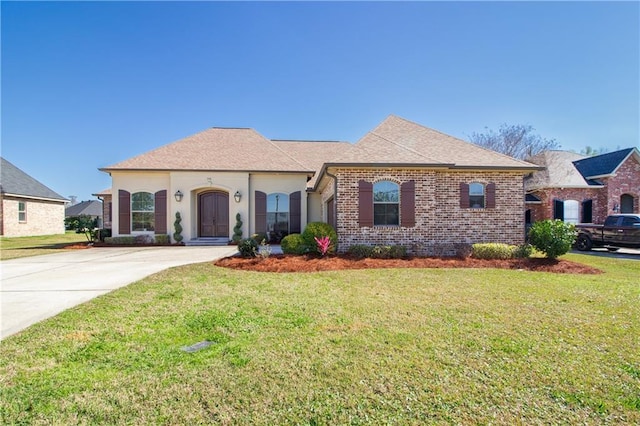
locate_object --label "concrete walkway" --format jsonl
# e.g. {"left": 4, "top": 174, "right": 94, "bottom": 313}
{"left": 0, "top": 246, "right": 238, "bottom": 340}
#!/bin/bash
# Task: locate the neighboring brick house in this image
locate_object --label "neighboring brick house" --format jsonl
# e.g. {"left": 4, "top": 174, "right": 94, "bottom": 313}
{"left": 99, "top": 115, "right": 540, "bottom": 254}
{"left": 524, "top": 148, "right": 640, "bottom": 225}
{"left": 1, "top": 157, "right": 67, "bottom": 237}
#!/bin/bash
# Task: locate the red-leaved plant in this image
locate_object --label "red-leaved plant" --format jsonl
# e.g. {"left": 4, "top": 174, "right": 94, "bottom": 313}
{"left": 314, "top": 236, "right": 331, "bottom": 256}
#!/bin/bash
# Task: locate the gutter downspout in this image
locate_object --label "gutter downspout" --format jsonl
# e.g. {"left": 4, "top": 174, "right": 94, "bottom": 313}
{"left": 325, "top": 169, "right": 338, "bottom": 230}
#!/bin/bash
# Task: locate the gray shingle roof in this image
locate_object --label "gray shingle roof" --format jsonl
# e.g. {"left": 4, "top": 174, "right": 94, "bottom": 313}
{"left": 65, "top": 200, "right": 103, "bottom": 217}
{"left": 0, "top": 157, "right": 67, "bottom": 201}
{"left": 525, "top": 148, "right": 639, "bottom": 191}
{"left": 572, "top": 148, "right": 636, "bottom": 178}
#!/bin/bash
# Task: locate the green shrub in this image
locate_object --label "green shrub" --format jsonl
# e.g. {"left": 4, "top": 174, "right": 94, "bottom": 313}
{"left": 65, "top": 215, "right": 98, "bottom": 232}
{"left": 513, "top": 243, "right": 533, "bottom": 259}
{"left": 232, "top": 213, "right": 243, "bottom": 244}
{"left": 347, "top": 244, "right": 373, "bottom": 259}
{"left": 281, "top": 234, "right": 308, "bottom": 255}
{"left": 154, "top": 235, "right": 170, "bottom": 245}
{"left": 251, "top": 233, "right": 267, "bottom": 245}
{"left": 104, "top": 236, "right": 135, "bottom": 245}
{"left": 173, "top": 212, "right": 184, "bottom": 243}
{"left": 472, "top": 243, "right": 517, "bottom": 259}
{"left": 94, "top": 228, "right": 112, "bottom": 242}
{"left": 528, "top": 219, "right": 577, "bottom": 259}
{"left": 454, "top": 243, "right": 473, "bottom": 259}
{"left": 301, "top": 222, "right": 338, "bottom": 255}
{"left": 238, "top": 238, "right": 258, "bottom": 258}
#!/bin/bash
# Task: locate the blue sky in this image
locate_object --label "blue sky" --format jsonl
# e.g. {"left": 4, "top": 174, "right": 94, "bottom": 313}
{"left": 2, "top": 1, "right": 638, "bottom": 202}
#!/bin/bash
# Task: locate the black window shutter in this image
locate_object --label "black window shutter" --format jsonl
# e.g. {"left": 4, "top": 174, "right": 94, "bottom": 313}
{"left": 358, "top": 180, "right": 373, "bottom": 227}
{"left": 400, "top": 180, "right": 415, "bottom": 227}
{"left": 486, "top": 183, "right": 496, "bottom": 209}
{"left": 460, "top": 183, "right": 470, "bottom": 208}
{"left": 553, "top": 199, "right": 564, "bottom": 220}
{"left": 582, "top": 199, "right": 593, "bottom": 223}
{"left": 289, "top": 191, "right": 301, "bottom": 233}
{"left": 154, "top": 190, "right": 167, "bottom": 234}
{"left": 118, "top": 190, "right": 131, "bottom": 234}
{"left": 255, "top": 191, "right": 267, "bottom": 234}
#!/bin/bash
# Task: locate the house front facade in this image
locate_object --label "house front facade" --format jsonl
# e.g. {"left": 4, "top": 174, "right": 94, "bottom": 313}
{"left": 100, "top": 116, "right": 539, "bottom": 254}
{"left": 525, "top": 148, "right": 640, "bottom": 226}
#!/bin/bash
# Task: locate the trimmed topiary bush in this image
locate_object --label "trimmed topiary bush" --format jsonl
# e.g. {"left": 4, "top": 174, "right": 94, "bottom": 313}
{"left": 301, "top": 222, "right": 338, "bottom": 255}
{"left": 173, "top": 212, "right": 184, "bottom": 244}
{"left": 232, "top": 213, "right": 243, "bottom": 244}
{"left": 281, "top": 234, "right": 307, "bottom": 255}
{"left": 528, "top": 219, "right": 577, "bottom": 259}
{"left": 238, "top": 238, "right": 258, "bottom": 258}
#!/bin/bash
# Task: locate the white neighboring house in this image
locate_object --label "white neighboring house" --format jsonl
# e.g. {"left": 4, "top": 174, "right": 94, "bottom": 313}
{"left": 0, "top": 157, "right": 67, "bottom": 237}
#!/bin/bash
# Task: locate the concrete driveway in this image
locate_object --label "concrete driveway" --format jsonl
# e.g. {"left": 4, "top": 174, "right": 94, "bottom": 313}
{"left": 571, "top": 247, "right": 640, "bottom": 260}
{"left": 0, "top": 246, "right": 238, "bottom": 340}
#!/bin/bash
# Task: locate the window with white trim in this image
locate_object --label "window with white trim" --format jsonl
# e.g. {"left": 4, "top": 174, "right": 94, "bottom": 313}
{"left": 131, "top": 192, "right": 155, "bottom": 231}
{"left": 18, "top": 202, "right": 26, "bottom": 223}
{"left": 373, "top": 181, "right": 399, "bottom": 225}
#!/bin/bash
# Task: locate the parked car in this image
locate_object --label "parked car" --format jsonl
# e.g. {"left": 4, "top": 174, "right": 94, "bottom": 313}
{"left": 575, "top": 214, "right": 640, "bottom": 251}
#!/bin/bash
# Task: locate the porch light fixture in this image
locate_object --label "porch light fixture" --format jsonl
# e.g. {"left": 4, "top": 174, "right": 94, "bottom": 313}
{"left": 234, "top": 191, "right": 242, "bottom": 203}
{"left": 174, "top": 190, "right": 184, "bottom": 202}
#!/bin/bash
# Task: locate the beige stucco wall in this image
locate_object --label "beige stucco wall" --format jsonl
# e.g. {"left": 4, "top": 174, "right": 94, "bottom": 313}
{"left": 1, "top": 196, "right": 65, "bottom": 237}
{"left": 110, "top": 171, "right": 310, "bottom": 242}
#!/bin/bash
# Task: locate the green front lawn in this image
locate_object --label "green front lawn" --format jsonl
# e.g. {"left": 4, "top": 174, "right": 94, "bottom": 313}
{"left": 0, "top": 231, "right": 88, "bottom": 260}
{"left": 1, "top": 254, "right": 638, "bottom": 424}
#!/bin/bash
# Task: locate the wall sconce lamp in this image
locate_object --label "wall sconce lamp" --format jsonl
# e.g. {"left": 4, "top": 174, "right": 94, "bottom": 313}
{"left": 613, "top": 203, "right": 619, "bottom": 213}
{"left": 234, "top": 191, "right": 242, "bottom": 203}
{"left": 174, "top": 190, "right": 184, "bottom": 202}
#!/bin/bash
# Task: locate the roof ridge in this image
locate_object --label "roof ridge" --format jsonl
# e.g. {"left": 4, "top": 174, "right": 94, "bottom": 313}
{"left": 384, "top": 115, "right": 536, "bottom": 167}
{"left": 267, "top": 139, "right": 314, "bottom": 171}
{"left": 368, "top": 130, "right": 439, "bottom": 163}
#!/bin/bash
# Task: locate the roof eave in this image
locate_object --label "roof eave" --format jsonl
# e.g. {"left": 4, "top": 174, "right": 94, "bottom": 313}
{"left": 100, "top": 167, "right": 314, "bottom": 174}
{"left": 1, "top": 192, "right": 68, "bottom": 203}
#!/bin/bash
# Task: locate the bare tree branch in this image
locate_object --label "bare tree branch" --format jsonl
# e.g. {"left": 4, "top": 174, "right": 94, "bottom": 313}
{"left": 468, "top": 124, "right": 559, "bottom": 160}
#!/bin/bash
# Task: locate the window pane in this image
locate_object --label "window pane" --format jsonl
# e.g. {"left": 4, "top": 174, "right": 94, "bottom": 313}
{"left": 563, "top": 200, "right": 579, "bottom": 224}
{"left": 469, "top": 195, "right": 485, "bottom": 208}
{"left": 132, "top": 212, "right": 155, "bottom": 231}
{"left": 373, "top": 181, "right": 399, "bottom": 202}
{"left": 469, "top": 183, "right": 484, "bottom": 195}
{"left": 18, "top": 202, "right": 26, "bottom": 222}
{"left": 374, "top": 204, "right": 399, "bottom": 226}
{"left": 132, "top": 192, "right": 154, "bottom": 212}
{"left": 267, "top": 193, "right": 289, "bottom": 243}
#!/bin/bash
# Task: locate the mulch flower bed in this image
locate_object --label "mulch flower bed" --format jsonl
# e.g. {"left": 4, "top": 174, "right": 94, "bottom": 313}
{"left": 214, "top": 254, "right": 602, "bottom": 274}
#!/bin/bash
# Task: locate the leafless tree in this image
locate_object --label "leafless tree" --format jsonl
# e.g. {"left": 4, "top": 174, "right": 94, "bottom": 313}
{"left": 468, "top": 124, "right": 559, "bottom": 160}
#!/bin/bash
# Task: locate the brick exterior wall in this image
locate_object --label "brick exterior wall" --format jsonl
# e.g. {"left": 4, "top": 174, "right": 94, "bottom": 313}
{"left": 324, "top": 168, "right": 526, "bottom": 256}
{"left": 606, "top": 155, "right": 640, "bottom": 214}
{"left": 527, "top": 154, "right": 639, "bottom": 224}
{"left": 1, "top": 196, "right": 66, "bottom": 237}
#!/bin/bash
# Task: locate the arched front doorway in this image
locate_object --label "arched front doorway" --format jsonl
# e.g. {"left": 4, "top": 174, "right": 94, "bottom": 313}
{"left": 198, "top": 191, "right": 229, "bottom": 237}
{"left": 620, "top": 194, "right": 634, "bottom": 214}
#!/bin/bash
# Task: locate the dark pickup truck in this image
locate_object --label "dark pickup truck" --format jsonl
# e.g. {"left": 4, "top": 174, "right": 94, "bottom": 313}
{"left": 575, "top": 214, "right": 640, "bottom": 251}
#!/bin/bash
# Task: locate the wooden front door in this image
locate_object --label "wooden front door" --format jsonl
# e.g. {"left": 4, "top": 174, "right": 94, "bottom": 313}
{"left": 198, "top": 191, "right": 229, "bottom": 237}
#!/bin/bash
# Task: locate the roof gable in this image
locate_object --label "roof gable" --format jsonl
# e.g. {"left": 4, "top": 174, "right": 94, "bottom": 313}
{"left": 0, "top": 157, "right": 67, "bottom": 201}
{"left": 525, "top": 150, "right": 593, "bottom": 190}
{"left": 330, "top": 115, "right": 538, "bottom": 169}
{"left": 572, "top": 148, "right": 638, "bottom": 178}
